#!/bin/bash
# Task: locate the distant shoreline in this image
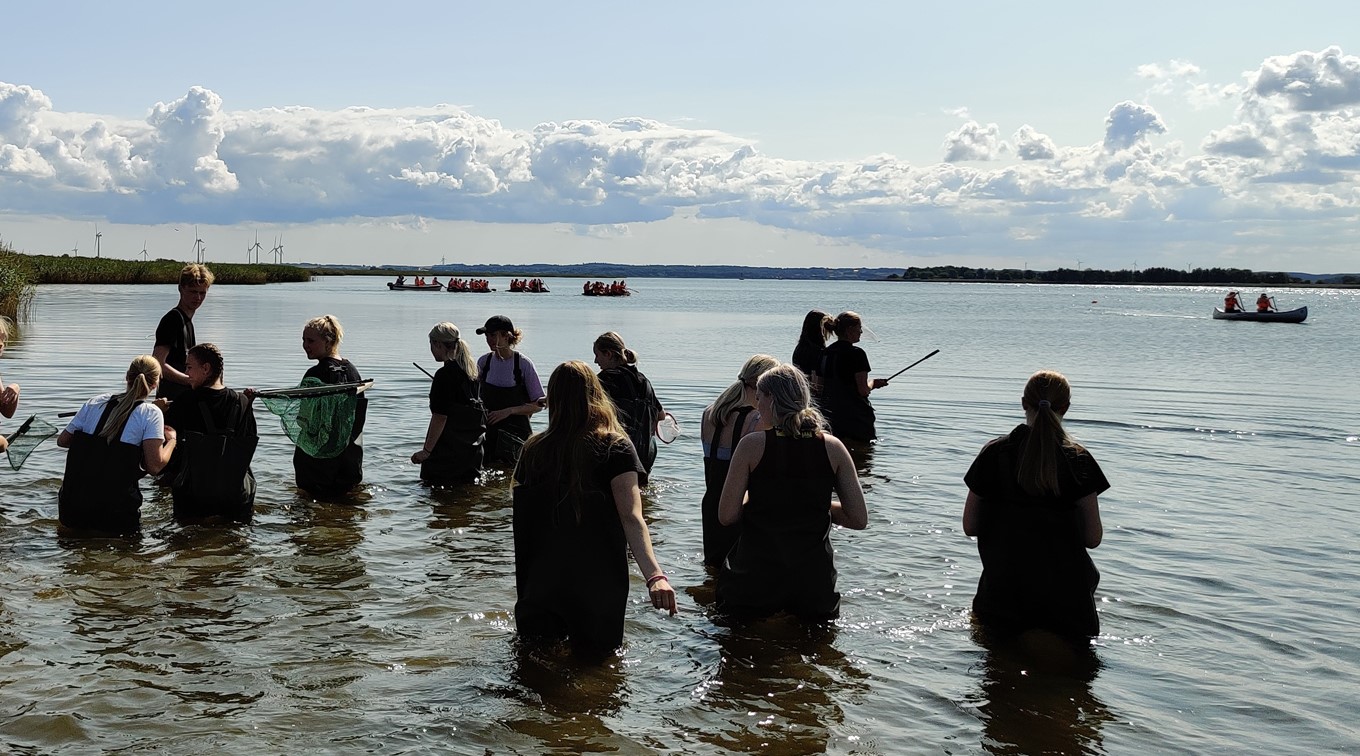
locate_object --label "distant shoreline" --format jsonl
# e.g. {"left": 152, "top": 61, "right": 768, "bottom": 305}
{"left": 301, "top": 262, "right": 1359, "bottom": 288}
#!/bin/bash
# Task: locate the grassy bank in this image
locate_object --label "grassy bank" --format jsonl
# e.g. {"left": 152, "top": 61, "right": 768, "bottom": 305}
{"left": 0, "top": 246, "right": 312, "bottom": 322}
{"left": 13, "top": 252, "right": 313, "bottom": 285}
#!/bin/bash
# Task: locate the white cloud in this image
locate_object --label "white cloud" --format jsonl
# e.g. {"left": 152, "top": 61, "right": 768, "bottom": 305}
{"left": 1104, "top": 101, "right": 1167, "bottom": 151}
{"left": 6, "top": 48, "right": 1360, "bottom": 271}
{"left": 1013, "top": 125, "right": 1056, "bottom": 160}
{"left": 943, "top": 121, "right": 1004, "bottom": 162}
{"left": 1250, "top": 46, "right": 1360, "bottom": 112}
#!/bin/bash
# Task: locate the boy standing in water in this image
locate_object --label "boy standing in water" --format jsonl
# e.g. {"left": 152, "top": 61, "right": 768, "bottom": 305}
{"left": 154, "top": 263, "right": 213, "bottom": 402}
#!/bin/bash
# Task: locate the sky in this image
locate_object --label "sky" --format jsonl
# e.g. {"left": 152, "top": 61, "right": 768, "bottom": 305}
{"left": 3, "top": 1, "right": 1360, "bottom": 272}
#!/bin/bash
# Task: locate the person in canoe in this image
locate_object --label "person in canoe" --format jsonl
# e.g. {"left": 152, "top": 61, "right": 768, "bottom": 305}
{"left": 1223, "top": 291, "right": 1241, "bottom": 313}
{"left": 1256, "top": 293, "right": 1273, "bottom": 312}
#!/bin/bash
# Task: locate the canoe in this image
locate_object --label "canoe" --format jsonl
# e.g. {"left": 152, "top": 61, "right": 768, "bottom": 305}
{"left": 582, "top": 290, "right": 630, "bottom": 297}
{"left": 446, "top": 288, "right": 497, "bottom": 293}
{"left": 1212, "top": 306, "right": 1307, "bottom": 323}
{"left": 387, "top": 283, "right": 443, "bottom": 291}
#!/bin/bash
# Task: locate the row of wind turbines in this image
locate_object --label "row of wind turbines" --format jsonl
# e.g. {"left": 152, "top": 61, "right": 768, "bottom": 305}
{"left": 72, "top": 225, "right": 285, "bottom": 264}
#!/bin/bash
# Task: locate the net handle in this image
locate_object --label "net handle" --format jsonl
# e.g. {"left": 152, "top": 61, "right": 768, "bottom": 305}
{"left": 252, "top": 378, "right": 374, "bottom": 398}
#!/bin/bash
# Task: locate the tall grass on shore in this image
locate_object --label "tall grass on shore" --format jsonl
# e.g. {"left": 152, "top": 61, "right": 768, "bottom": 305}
{"left": 14, "top": 253, "right": 313, "bottom": 285}
{"left": 0, "top": 245, "right": 312, "bottom": 323}
{"left": 0, "top": 250, "right": 35, "bottom": 323}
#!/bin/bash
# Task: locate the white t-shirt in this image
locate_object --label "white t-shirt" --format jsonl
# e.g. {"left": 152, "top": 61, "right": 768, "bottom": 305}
{"left": 64, "top": 394, "right": 165, "bottom": 446}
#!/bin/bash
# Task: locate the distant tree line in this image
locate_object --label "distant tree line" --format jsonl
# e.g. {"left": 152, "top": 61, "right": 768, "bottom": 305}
{"left": 888, "top": 266, "right": 1305, "bottom": 284}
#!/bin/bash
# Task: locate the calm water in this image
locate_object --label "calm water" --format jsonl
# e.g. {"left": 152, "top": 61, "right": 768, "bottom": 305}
{"left": 2, "top": 278, "right": 1357, "bottom": 754}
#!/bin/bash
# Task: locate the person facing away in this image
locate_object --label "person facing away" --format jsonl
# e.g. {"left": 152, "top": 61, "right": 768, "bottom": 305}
{"left": 1257, "top": 293, "right": 1272, "bottom": 312}
{"left": 698, "top": 353, "right": 779, "bottom": 567}
{"left": 476, "top": 315, "right": 545, "bottom": 467}
{"left": 791, "top": 309, "right": 834, "bottom": 395}
{"left": 818, "top": 311, "right": 889, "bottom": 443}
{"left": 716, "top": 363, "right": 868, "bottom": 621}
{"left": 57, "top": 355, "right": 177, "bottom": 535}
{"left": 163, "top": 343, "right": 258, "bottom": 524}
{"left": 154, "top": 263, "right": 213, "bottom": 402}
{"left": 962, "top": 370, "right": 1109, "bottom": 639}
{"left": 592, "top": 331, "right": 664, "bottom": 486}
{"left": 511, "top": 360, "right": 676, "bottom": 659}
{"left": 293, "top": 314, "right": 367, "bottom": 499}
{"left": 0, "top": 316, "right": 21, "bottom": 454}
{"left": 411, "top": 322, "right": 486, "bottom": 485}
{"left": 1223, "top": 291, "right": 1241, "bottom": 313}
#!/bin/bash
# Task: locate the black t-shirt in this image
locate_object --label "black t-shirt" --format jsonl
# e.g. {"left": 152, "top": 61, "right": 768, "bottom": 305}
{"left": 963, "top": 423, "right": 1110, "bottom": 636}
{"left": 165, "top": 386, "right": 257, "bottom": 438}
{"left": 430, "top": 362, "right": 479, "bottom": 415}
{"left": 792, "top": 341, "right": 823, "bottom": 377}
{"left": 305, "top": 357, "right": 366, "bottom": 439}
{"left": 154, "top": 307, "right": 196, "bottom": 399}
{"left": 823, "top": 340, "right": 870, "bottom": 386}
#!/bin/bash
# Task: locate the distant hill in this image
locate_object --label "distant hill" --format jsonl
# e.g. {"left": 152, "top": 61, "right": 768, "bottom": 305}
{"left": 298, "top": 262, "right": 903, "bottom": 280}
{"left": 1287, "top": 272, "right": 1360, "bottom": 283}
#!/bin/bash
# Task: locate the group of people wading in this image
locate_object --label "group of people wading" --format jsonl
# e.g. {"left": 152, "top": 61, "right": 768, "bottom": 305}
{"left": 4, "top": 272, "right": 1108, "bottom": 660}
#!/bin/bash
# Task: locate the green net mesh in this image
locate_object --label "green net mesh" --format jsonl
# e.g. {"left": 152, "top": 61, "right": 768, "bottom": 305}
{"left": 258, "top": 378, "right": 364, "bottom": 459}
{"left": 6, "top": 414, "right": 59, "bottom": 471}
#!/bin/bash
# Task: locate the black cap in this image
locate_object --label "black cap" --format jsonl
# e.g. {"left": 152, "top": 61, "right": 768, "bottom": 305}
{"left": 476, "top": 315, "right": 514, "bottom": 335}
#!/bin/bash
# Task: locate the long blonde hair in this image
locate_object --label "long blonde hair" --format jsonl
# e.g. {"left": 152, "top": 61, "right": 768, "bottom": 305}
{"left": 429, "top": 322, "right": 477, "bottom": 378}
{"left": 756, "top": 363, "right": 826, "bottom": 437}
{"left": 710, "top": 354, "right": 779, "bottom": 432}
{"left": 515, "top": 361, "right": 626, "bottom": 515}
{"left": 101, "top": 355, "right": 161, "bottom": 442}
{"left": 1017, "top": 370, "right": 1082, "bottom": 496}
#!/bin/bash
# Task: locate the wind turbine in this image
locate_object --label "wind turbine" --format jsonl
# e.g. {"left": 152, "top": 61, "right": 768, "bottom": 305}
{"left": 95, "top": 225, "right": 102, "bottom": 259}
{"left": 141, "top": 240, "right": 149, "bottom": 262}
{"left": 248, "top": 232, "right": 263, "bottom": 264}
{"left": 275, "top": 234, "right": 284, "bottom": 264}
{"left": 71, "top": 242, "right": 79, "bottom": 257}
{"left": 192, "top": 225, "right": 206, "bottom": 263}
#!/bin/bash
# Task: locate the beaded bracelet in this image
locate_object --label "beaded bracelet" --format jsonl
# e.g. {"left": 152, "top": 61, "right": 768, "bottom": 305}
{"left": 645, "top": 574, "right": 669, "bottom": 587}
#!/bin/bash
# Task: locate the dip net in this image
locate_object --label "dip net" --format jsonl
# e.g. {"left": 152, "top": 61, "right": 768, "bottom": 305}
{"left": 5, "top": 414, "right": 59, "bottom": 470}
{"left": 256, "top": 378, "right": 371, "bottom": 459}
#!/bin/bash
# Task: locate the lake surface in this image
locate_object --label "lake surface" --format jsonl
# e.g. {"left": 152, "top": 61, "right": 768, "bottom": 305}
{"left": 2, "top": 277, "right": 1357, "bottom": 754}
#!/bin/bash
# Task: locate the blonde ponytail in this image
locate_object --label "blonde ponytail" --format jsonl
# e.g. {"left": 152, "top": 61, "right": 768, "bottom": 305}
{"left": 100, "top": 355, "right": 161, "bottom": 442}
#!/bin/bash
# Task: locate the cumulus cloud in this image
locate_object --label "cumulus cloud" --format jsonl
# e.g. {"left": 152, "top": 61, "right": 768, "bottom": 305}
{"left": 6, "top": 48, "right": 1360, "bottom": 269}
{"left": 943, "top": 120, "right": 1004, "bottom": 162}
{"left": 1104, "top": 101, "right": 1167, "bottom": 151}
{"left": 1250, "top": 46, "right": 1360, "bottom": 112}
{"left": 1013, "top": 125, "right": 1056, "bottom": 160}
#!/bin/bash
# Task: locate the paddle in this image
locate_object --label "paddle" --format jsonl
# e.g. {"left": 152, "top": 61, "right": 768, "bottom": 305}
{"left": 413, "top": 362, "right": 436, "bottom": 380}
{"left": 884, "top": 349, "right": 940, "bottom": 383}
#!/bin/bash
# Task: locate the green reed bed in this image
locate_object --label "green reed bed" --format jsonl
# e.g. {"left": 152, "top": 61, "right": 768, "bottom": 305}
{"left": 0, "top": 246, "right": 311, "bottom": 322}
{"left": 14, "top": 253, "right": 313, "bottom": 285}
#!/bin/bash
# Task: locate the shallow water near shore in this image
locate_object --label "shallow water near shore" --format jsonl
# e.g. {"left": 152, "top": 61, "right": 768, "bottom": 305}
{"left": 2, "top": 277, "right": 1358, "bottom": 753}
